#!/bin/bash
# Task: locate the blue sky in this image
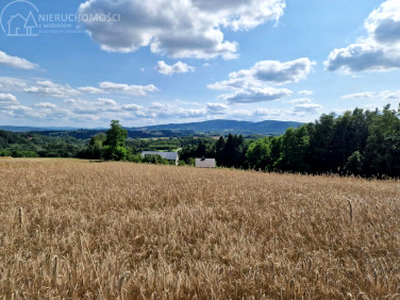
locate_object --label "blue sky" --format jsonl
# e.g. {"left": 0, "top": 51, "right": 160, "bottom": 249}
{"left": 0, "top": 0, "right": 399, "bottom": 127}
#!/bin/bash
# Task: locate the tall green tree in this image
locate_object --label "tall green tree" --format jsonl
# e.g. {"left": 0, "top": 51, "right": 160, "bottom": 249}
{"left": 278, "top": 126, "right": 311, "bottom": 172}
{"left": 307, "top": 113, "right": 335, "bottom": 173}
{"left": 233, "top": 135, "right": 246, "bottom": 168}
{"left": 363, "top": 105, "right": 400, "bottom": 176}
{"left": 246, "top": 137, "right": 273, "bottom": 171}
{"left": 195, "top": 141, "right": 206, "bottom": 158}
{"left": 220, "top": 134, "right": 235, "bottom": 167}
{"left": 103, "top": 120, "right": 129, "bottom": 161}
{"left": 215, "top": 136, "right": 225, "bottom": 166}
{"left": 220, "top": 134, "right": 244, "bottom": 168}
{"left": 79, "top": 133, "right": 106, "bottom": 159}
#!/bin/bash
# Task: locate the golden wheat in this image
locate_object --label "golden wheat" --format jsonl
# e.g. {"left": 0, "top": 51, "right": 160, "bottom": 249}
{"left": 0, "top": 158, "right": 399, "bottom": 299}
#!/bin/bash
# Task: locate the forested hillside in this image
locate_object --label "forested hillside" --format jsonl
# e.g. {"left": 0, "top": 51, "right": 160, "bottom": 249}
{"left": 246, "top": 105, "right": 400, "bottom": 177}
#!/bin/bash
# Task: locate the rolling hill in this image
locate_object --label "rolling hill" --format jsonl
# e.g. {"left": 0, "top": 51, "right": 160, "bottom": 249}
{"left": 0, "top": 119, "right": 303, "bottom": 137}
{"left": 135, "top": 119, "right": 303, "bottom": 135}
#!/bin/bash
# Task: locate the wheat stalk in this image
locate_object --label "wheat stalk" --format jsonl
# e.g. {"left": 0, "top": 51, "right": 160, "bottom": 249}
{"left": 346, "top": 198, "right": 353, "bottom": 223}
{"left": 118, "top": 271, "right": 131, "bottom": 300}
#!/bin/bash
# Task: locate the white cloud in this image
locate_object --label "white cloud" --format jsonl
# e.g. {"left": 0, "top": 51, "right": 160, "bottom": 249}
{"left": 209, "top": 58, "right": 314, "bottom": 104}
{"left": 58, "top": 99, "right": 106, "bottom": 115}
{"left": 65, "top": 98, "right": 123, "bottom": 115}
{"left": 0, "top": 81, "right": 160, "bottom": 124}
{"left": 0, "top": 77, "right": 28, "bottom": 90}
{"left": 254, "top": 101, "right": 322, "bottom": 119}
{"left": 287, "top": 98, "right": 312, "bottom": 104}
{"left": 0, "top": 78, "right": 158, "bottom": 100}
{"left": 23, "top": 81, "right": 81, "bottom": 98}
{"left": 77, "top": 86, "right": 104, "bottom": 94}
{"left": 78, "top": 0, "right": 285, "bottom": 59}
{"left": 62, "top": 99, "right": 99, "bottom": 115}
{"left": 341, "top": 90, "right": 400, "bottom": 100}
{"left": 206, "top": 103, "right": 228, "bottom": 114}
{"left": 76, "top": 82, "right": 160, "bottom": 96}
{"left": 252, "top": 108, "right": 283, "bottom": 118}
{"left": 146, "top": 102, "right": 207, "bottom": 119}
{"left": 210, "top": 58, "right": 315, "bottom": 90}
{"left": 251, "top": 58, "right": 315, "bottom": 84}
{"left": 33, "top": 102, "right": 57, "bottom": 108}
{"left": 326, "top": 0, "right": 400, "bottom": 73}
{"left": 292, "top": 102, "right": 323, "bottom": 115}
{"left": 325, "top": 44, "right": 400, "bottom": 73}
{"left": 97, "top": 98, "right": 118, "bottom": 106}
{"left": 0, "top": 51, "right": 39, "bottom": 69}
{"left": 0, "top": 93, "right": 18, "bottom": 104}
{"left": 365, "top": 0, "right": 400, "bottom": 45}
{"left": 149, "top": 102, "right": 164, "bottom": 110}
{"left": 174, "top": 99, "right": 202, "bottom": 106}
{"left": 252, "top": 103, "right": 321, "bottom": 119}
{"left": 219, "top": 87, "right": 292, "bottom": 104}
{"left": 341, "top": 92, "right": 375, "bottom": 99}
{"left": 63, "top": 99, "right": 81, "bottom": 104}
{"left": 298, "top": 90, "right": 314, "bottom": 96}
{"left": 155, "top": 61, "right": 195, "bottom": 75}
{"left": 175, "top": 108, "right": 207, "bottom": 118}
{"left": 0, "top": 101, "right": 72, "bottom": 121}
{"left": 226, "top": 102, "right": 321, "bottom": 122}
{"left": 4, "top": 105, "right": 34, "bottom": 116}
{"left": 59, "top": 98, "right": 148, "bottom": 120}
{"left": 380, "top": 90, "right": 400, "bottom": 100}
{"left": 99, "top": 82, "right": 159, "bottom": 96}
{"left": 122, "top": 103, "right": 143, "bottom": 111}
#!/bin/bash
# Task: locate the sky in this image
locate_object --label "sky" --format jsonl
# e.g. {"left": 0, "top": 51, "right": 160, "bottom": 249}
{"left": 0, "top": 0, "right": 400, "bottom": 128}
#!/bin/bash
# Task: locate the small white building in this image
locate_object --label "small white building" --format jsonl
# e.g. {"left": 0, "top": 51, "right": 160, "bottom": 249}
{"left": 195, "top": 157, "right": 216, "bottom": 168}
{"left": 141, "top": 151, "right": 179, "bottom": 165}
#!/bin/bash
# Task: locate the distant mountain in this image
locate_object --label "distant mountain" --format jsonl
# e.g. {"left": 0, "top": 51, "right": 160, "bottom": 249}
{"left": 135, "top": 119, "right": 304, "bottom": 136}
{"left": 1, "top": 119, "right": 304, "bottom": 137}
{"left": 0, "top": 126, "right": 79, "bottom": 132}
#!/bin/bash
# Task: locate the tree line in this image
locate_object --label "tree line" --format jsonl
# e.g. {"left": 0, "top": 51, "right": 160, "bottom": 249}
{"left": 0, "top": 130, "right": 85, "bottom": 158}
{"left": 178, "top": 104, "right": 400, "bottom": 178}
{"left": 246, "top": 105, "right": 400, "bottom": 177}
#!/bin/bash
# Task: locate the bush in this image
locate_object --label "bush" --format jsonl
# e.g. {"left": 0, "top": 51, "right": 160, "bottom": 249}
{"left": 103, "top": 146, "right": 129, "bottom": 161}
{"left": 343, "top": 150, "right": 363, "bottom": 176}
{"left": 0, "top": 149, "right": 12, "bottom": 157}
{"left": 131, "top": 154, "right": 143, "bottom": 163}
{"left": 187, "top": 157, "right": 195, "bottom": 166}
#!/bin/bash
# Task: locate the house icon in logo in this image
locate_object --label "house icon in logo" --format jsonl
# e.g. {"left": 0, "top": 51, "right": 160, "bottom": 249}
{"left": 7, "top": 11, "right": 37, "bottom": 36}
{"left": 0, "top": 0, "right": 40, "bottom": 37}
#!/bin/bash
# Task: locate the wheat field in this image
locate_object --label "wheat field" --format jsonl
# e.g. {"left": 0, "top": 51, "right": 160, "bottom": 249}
{"left": 0, "top": 159, "right": 399, "bottom": 299}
